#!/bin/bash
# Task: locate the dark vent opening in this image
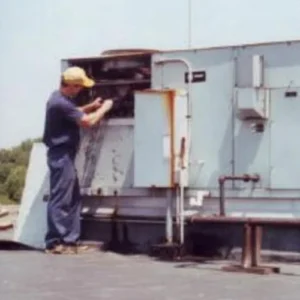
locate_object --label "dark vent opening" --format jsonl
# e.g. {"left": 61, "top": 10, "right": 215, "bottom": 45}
{"left": 68, "top": 53, "right": 153, "bottom": 118}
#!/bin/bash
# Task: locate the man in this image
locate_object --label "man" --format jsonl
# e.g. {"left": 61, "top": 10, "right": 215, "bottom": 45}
{"left": 42, "top": 66, "right": 113, "bottom": 254}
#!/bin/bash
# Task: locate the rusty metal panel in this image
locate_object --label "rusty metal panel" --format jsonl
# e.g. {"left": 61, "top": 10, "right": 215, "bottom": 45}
{"left": 75, "top": 119, "right": 134, "bottom": 192}
{"left": 133, "top": 89, "right": 188, "bottom": 187}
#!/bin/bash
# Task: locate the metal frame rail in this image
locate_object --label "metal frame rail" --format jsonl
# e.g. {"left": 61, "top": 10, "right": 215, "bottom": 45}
{"left": 189, "top": 216, "right": 300, "bottom": 275}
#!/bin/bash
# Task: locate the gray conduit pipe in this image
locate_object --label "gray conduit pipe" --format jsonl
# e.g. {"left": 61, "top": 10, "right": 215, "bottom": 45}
{"left": 154, "top": 58, "right": 193, "bottom": 246}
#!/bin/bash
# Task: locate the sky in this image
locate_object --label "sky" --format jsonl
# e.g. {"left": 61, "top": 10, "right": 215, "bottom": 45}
{"left": 0, "top": 0, "right": 300, "bottom": 149}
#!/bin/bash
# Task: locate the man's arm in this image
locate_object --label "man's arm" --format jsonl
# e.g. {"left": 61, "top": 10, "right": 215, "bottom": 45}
{"left": 59, "top": 98, "right": 113, "bottom": 128}
{"left": 78, "top": 97, "right": 102, "bottom": 113}
{"left": 78, "top": 99, "right": 113, "bottom": 128}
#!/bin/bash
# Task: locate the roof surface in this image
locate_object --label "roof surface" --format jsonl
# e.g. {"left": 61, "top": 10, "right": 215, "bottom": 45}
{"left": 1, "top": 249, "right": 300, "bottom": 300}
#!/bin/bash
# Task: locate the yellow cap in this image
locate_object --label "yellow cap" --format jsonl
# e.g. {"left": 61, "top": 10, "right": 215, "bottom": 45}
{"left": 62, "top": 66, "right": 95, "bottom": 88}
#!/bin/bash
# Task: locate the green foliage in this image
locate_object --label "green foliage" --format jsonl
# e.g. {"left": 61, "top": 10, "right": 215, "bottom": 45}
{"left": 5, "top": 165, "right": 27, "bottom": 201}
{"left": 0, "top": 138, "right": 42, "bottom": 204}
{"left": 0, "top": 183, "right": 6, "bottom": 194}
{"left": 0, "top": 194, "right": 14, "bottom": 205}
{"left": 0, "top": 163, "right": 13, "bottom": 183}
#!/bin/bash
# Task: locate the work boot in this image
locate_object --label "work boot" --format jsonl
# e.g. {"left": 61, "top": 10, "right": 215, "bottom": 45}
{"left": 62, "top": 245, "right": 78, "bottom": 255}
{"left": 68, "top": 242, "right": 98, "bottom": 254}
{"left": 76, "top": 244, "right": 92, "bottom": 253}
{"left": 45, "top": 244, "right": 65, "bottom": 254}
{"left": 61, "top": 244, "right": 92, "bottom": 254}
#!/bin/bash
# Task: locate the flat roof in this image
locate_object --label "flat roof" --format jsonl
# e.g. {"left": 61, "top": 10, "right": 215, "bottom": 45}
{"left": 1, "top": 250, "right": 300, "bottom": 299}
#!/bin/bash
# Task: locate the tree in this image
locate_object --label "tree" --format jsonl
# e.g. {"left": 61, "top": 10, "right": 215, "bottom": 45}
{"left": 0, "top": 137, "right": 42, "bottom": 203}
{"left": 4, "top": 165, "right": 27, "bottom": 202}
{"left": 0, "top": 149, "right": 12, "bottom": 163}
{"left": 0, "top": 183, "right": 5, "bottom": 195}
{"left": 0, "top": 163, "right": 13, "bottom": 184}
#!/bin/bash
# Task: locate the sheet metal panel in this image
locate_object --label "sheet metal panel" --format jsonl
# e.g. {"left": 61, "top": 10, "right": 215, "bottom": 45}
{"left": 76, "top": 119, "right": 134, "bottom": 192}
{"left": 270, "top": 88, "right": 300, "bottom": 189}
{"left": 134, "top": 91, "right": 169, "bottom": 187}
{"left": 236, "top": 41, "right": 300, "bottom": 88}
{"left": 133, "top": 89, "right": 188, "bottom": 187}
{"left": 14, "top": 143, "right": 49, "bottom": 249}
{"left": 234, "top": 88, "right": 271, "bottom": 189}
{"left": 152, "top": 51, "right": 235, "bottom": 188}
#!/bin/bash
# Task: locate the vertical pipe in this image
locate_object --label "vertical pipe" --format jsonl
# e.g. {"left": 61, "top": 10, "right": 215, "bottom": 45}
{"left": 179, "top": 169, "right": 185, "bottom": 245}
{"left": 251, "top": 225, "right": 262, "bottom": 267}
{"left": 154, "top": 58, "right": 193, "bottom": 246}
{"left": 165, "top": 189, "right": 173, "bottom": 243}
{"left": 219, "top": 179, "right": 225, "bottom": 216}
{"left": 241, "top": 223, "right": 252, "bottom": 269}
{"left": 175, "top": 186, "right": 180, "bottom": 240}
{"left": 232, "top": 50, "right": 238, "bottom": 189}
{"left": 266, "top": 89, "right": 272, "bottom": 189}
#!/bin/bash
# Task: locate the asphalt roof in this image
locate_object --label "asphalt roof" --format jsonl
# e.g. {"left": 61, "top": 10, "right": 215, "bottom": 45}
{"left": 1, "top": 249, "right": 300, "bottom": 300}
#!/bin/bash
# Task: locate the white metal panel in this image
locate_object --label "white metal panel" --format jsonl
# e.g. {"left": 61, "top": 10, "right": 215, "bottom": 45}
{"left": 76, "top": 119, "right": 134, "bottom": 191}
{"left": 152, "top": 52, "right": 235, "bottom": 188}
{"left": 234, "top": 120, "right": 271, "bottom": 189}
{"left": 14, "top": 143, "right": 49, "bottom": 249}
{"left": 201, "top": 197, "right": 300, "bottom": 219}
{"left": 189, "top": 61, "right": 235, "bottom": 188}
{"left": 270, "top": 88, "right": 300, "bottom": 189}
{"left": 152, "top": 43, "right": 300, "bottom": 192}
{"left": 265, "top": 65, "right": 300, "bottom": 88}
{"left": 236, "top": 42, "right": 300, "bottom": 88}
{"left": 134, "top": 91, "right": 170, "bottom": 187}
{"left": 236, "top": 88, "right": 267, "bottom": 120}
{"left": 252, "top": 55, "right": 264, "bottom": 88}
{"left": 133, "top": 89, "right": 188, "bottom": 187}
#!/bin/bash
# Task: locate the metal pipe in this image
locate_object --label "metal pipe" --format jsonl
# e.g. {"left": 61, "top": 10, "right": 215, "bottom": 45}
{"left": 165, "top": 189, "right": 173, "bottom": 243}
{"left": 153, "top": 58, "right": 193, "bottom": 167}
{"left": 175, "top": 186, "right": 180, "bottom": 239}
{"left": 218, "top": 174, "right": 260, "bottom": 216}
{"left": 154, "top": 57, "right": 192, "bottom": 102}
{"left": 179, "top": 168, "right": 185, "bottom": 245}
{"left": 219, "top": 179, "right": 225, "bottom": 217}
{"left": 154, "top": 58, "right": 192, "bottom": 132}
{"left": 82, "top": 215, "right": 169, "bottom": 225}
{"left": 154, "top": 58, "right": 193, "bottom": 247}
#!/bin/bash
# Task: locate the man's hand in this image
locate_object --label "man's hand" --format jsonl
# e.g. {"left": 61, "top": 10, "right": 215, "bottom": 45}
{"left": 78, "top": 97, "right": 102, "bottom": 113}
{"left": 100, "top": 99, "right": 113, "bottom": 113}
{"left": 78, "top": 99, "right": 114, "bottom": 128}
{"left": 91, "top": 97, "right": 102, "bottom": 109}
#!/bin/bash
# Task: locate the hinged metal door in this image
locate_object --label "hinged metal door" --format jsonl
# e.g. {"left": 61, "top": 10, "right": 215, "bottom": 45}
{"left": 133, "top": 89, "right": 188, "bottom": 188}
